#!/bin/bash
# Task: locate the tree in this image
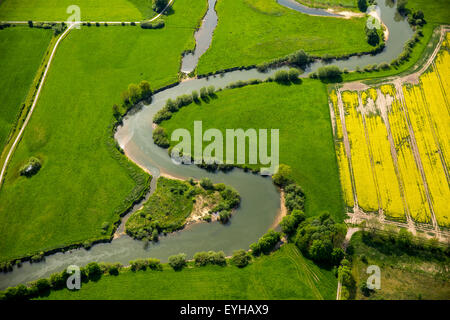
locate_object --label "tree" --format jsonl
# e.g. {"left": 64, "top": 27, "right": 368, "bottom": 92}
{"left": 153, "top": 0, "right": 169, "bottom": 13}
{"left": 366, "top": 28, "right": 380, "bottom": 46}
{"left": 288, "top": 68, "right": 301, "bottom": 82}
{"left": 231, "top": 250, "right": 251, "bottom": 268}
{"left": 85, "top": 262, "right": 102, "bottom": 280}
{"left": 128, "top": 83, "right": 141, "bottom": 104}
{"left": 168, "top": 253, "right": 187, "bottom": 270}
{"left": 274, "top": 70, "right": 290, "bottom": 83}
{"left": 139, "top": 80, "right": 152, "bottom": 100}
{"left": 317, "top": 65, "right": 342, "bottom": 81}
{"left": 288, "top": 50, "right": 310, "bottom": 68}
{"left": 358, "top": 0, "right": 368, "bottom": 12}
{"left": 207, "top": 85, "right": 215, "bottom": 96}
{"left": 200, "top": 177, "right": 214, "bottom": 190}
{"left": 272, "top": 164, "right": 293, "bottom": 187}
{"left": 280, "top": 209, "right": 305, "bottom": 235}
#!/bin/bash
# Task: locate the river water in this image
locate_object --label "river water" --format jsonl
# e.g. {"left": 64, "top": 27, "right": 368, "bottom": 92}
{"left": 0, "top": 0, "right": 413, "bottom": 289}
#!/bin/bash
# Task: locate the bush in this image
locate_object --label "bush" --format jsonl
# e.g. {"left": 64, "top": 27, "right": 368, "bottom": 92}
{"left": 287, "top": 49, "right": 311, "bottom": 68}
{"left": 250, "top": 230, "right": 281, "bottom": 256}
{"left": 272, "top": 164, "right": 293, "bottom": 187}
{"left": 218, "top": 210, "right": 231, "bottom": 223}
{"left": 284, "top": 183, "right": 305, "bottom": 212}
{"left": 153, "top": 0, "right": 169, "bottom": 12}
{"left": 207, "top": 85, "right": 215, "bottom": 96}
{"left": 295, "top": 213, "right": 347, "bottom": 266}
{"left": 280, "top": 209, "right": 306, "bottom": 235}
{"left": 194, "top": 251, "right": 226, "bottom": 266}
{"left": 85, "top": 262, "right": 102, "bottom": 280}
{"left": 192, "top": 90, "right": 199, "bottom": 101}
{"left": 200, "top": 177, "right": 214, "bottom": 190}
{"left": 200, "top": 87, "right": 208, "bottom": 99}
{"left": 168, "top": 253, "right": 187, "bottom": 270}
{"left": 288, "top": 68, "right": 300, "bottom": 82}
{"left": 153, "top": 126, "right": 170, "bottom": 148}
{"left": 274, "top": 70, "right": 290, "bottom": 83}
{"left": 141, "top": 19, "right": 165, "bottom": 29}
{"left": 19, "top": 157, "right": 41, "bottom": 177}
{"left": 317, "top": 65, "right": 342, "bottom": 81}
{"left": 231, "top": 249, "right": 251, "bottom": 268}
{"left": 130, "top": 259, "right": 148, "bottom": 271}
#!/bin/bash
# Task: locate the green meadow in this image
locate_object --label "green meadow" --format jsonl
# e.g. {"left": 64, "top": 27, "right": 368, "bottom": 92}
{"left": 0, "top": 27, "right": 52, "bottom": 154}
{"left": 160, "top": 80, "right": 345, "bottom": 221}
{"left": 39, "top": 244, "right": 338, "bottom": 300}
{"left": 350, "top": 232, "right": 450, "bottom": 300}
{"left": 0, "top": 0, "right": 155, "bottom": 21}
{"left": 0, "top": 0, "right": 207, "bottom": 262}
{"left": 197, "top": 0, "right": 373, "bottom": 74}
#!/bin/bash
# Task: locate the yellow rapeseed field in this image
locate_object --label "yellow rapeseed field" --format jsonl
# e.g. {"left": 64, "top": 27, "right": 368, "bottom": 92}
{"left": 363, "top": 90, "right": 405, "bottom": 220}
{"left": 342, "top": 91, "right": 379, "bottom": 212}
{"left": 329, "top": 90, "right": 354, "bottom": 208}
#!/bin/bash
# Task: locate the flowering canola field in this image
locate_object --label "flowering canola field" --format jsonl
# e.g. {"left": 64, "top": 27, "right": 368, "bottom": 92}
{"left": 330, "top": 36, "right": 449, "bottom": 227}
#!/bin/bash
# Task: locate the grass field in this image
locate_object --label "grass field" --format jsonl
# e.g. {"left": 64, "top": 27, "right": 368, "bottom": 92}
{"left": 0, "top": 27, "right": 52, "bottom": 155}
{"left": 0, "top": 0, "right": 207, "bottom": 262}
{"left": 0, "top": 0, "right": 155, "bottom": 21}
{"left": 39, "top": 244, "right": 338, "bottom": 300}
{"left": 159, "top": 80, "right": 345, "bottom": 221}
{"left": 197, "top": 0, "right": 373, "bottom": 74}
{"left": 350, "top": 232, "right": 450, "bottom": 300}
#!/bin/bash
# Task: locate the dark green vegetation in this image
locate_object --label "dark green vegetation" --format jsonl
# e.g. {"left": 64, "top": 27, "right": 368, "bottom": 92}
{"left": 197, "top": 0, "right": 374, "bottom": 74}
{"left": 159, "top": 81, "right": 345, "bottom": 220}
{"left": 0, "top": 27, "right": 52, "bottom": 154}
{"left": 296, "top": 0, "right": 358, "bottom": 10}
{"left": 32, "top": 244, "right": 337, "bottom": 300}
{"left": 0, "top": 0, "right": 207, "bottom": 263}
{"left": 0, "top": 0, "right": 156, "bottom": 21}
{"left": 348, "top": 231, "right": 450, "bottom": 300}
{"left": 125, "top": 177, "right": 240, "bottom": 239}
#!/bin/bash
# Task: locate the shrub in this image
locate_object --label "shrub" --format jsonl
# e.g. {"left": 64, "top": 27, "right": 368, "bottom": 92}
{"left": 85, "top": 262, "right": 102, "bottom": 280}
{"left": 280, "top": 209, "right": 306, "bottom": 235}
{"left": 272, "top": 164, "right": 293, "bottom": 187}
{"left": 200, "top": 87, "right": 208, "bottom": 99}
{"left": 231, "top": 249, "right": 251, "bottom": 268}
{"left": 107, "top": 263, "right": 121, "bottom": 275}
{"left": 250, "top": 230, "right": 281, "bottom": 256}
{"left": 153, "top": 0, "right": 169, "bottom": 13}
{"left": 219, "top": 210, "right": 231, "bottom": 223}
{"left": 168, "top": 253, "right": 187, "bottom": 270}
{"left": 141, "top": 19, "right": 165, "bottom": 29}
{"left": 287, "top": 49, "right": 311, "bottom": 68}
{"left": 366, "top": 28, "right": 380, "bottom": 46}
{"left": 130, "top": 259, "right": 148, "bottom": 271}
{"left": 317, "top": 65, "right": 342, "bottom": 81}
{"left": 288, "top": 68, "right": 300, "bottom": 82}
{"left": 207, "top": 85, "right": 215, "bottom": 96}
{"left": 19, "top": 157, "right": 41, "bottom": 177}
{"left": 192, "top": 90, "right": 199, "bottom": 101}
{"left": 274, "top": 70, "right": 290, "bottom": 83}
{"left": 153, "top": 126, "right": 170, "bottom": 148}
{"left": 200, "top": 177, "right": 214, "bottom": 190}
{"left": 147, "top": 258, "right": 162, "bottom": 270}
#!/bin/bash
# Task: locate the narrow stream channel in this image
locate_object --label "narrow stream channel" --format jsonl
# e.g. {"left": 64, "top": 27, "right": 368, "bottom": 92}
{"left": 0, "top": 0, "right": 414, "bottom": 289}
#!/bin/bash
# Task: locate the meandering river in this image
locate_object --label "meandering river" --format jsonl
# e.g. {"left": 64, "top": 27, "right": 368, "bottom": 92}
{"left": 0, "top": 0, "right": 413, "bottom": 289}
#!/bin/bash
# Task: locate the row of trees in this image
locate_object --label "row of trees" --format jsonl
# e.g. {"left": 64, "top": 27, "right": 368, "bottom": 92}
{"left": 153, "top": 86, "right": 215, "bottom": 124}
{"left": 113, "top": 80, "right": 152, "bottom": 120}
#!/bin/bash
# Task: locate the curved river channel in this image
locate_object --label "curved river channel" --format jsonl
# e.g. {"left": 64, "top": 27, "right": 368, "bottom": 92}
{"left": 0, "top": 0, "right": 413, "bottom": 289}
